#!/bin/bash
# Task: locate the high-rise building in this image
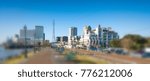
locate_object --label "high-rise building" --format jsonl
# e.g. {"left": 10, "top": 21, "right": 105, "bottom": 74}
{"left": 35, "top": 26, "right": 44, "bottom": 40}
{"left": 19, "top": 25, "right": 45, "bottom": 45}
{"left": 69, "top": 27, "right": 77, "bottom": 36}
{"left": 20, "top": 25, "right": 35, "bottom": 40}
{"left": 68, "top": 27, "right": 78, "bottom": 48}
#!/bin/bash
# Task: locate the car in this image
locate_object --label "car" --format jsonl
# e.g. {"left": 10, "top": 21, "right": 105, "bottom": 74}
{"left": 114, "top": 48, "right": 128, "bottom": 55}
{"left": 102, "top": 48, "right": 111, "bottom": 54}
{"left": 142, "top": 52, "right": 150, "bottom": 58}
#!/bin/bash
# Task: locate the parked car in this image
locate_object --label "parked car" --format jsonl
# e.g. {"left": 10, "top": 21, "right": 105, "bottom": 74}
{"left": 142, "top": 52, "right": 150, "bottom": 58}
{"left": 102, "top": 48, "right": 111, "bottom": 54}
{"left": 142, "top": 47, "right": 150, "bottom": 58}
{"left": 114, "top": 48, "right": 128, "bottom": 55}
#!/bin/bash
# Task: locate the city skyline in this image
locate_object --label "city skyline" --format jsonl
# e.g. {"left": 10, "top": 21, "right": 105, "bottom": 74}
{"left": 0, "top": 0, "right": 150, "bottom": 43}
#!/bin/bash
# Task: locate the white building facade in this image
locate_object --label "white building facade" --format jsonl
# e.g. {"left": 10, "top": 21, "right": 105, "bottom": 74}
{"left": 80, "top": 25, "right": 119, "bottom": 49}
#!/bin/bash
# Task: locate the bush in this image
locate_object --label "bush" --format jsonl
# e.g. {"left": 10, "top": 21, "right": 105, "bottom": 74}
{"left": 65, "top": 52, "right": 76, "bottom": 61}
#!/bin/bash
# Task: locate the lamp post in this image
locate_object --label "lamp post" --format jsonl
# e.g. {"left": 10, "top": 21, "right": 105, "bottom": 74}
{"left": 34, "top": 33, "right": 36, "bottom": 53}
{"left": 24, "top": 25, "right": 28, "bottom": 58}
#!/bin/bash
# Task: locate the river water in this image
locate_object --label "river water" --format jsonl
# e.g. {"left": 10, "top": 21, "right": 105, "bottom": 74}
{"left": 0, "top": 47, "right": 25, "bottom": 61}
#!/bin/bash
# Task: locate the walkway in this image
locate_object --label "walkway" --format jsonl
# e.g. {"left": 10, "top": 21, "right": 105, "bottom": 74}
{"left": 23, "top": 48, "right": 66, "bottom": 64}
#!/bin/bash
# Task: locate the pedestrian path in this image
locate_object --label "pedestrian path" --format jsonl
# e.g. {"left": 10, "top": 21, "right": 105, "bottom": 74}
{"left": 23, "top": 48, "right": 65, "bottom": 64}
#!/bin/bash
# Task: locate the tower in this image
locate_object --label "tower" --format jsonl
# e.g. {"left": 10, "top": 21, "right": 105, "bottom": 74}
{"left": 52, "top": 19, "right": 55, "bottom": 42}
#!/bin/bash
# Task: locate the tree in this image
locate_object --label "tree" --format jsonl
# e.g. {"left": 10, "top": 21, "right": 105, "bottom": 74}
{"left": 145, "top": 38, "right": 150, "bottom": 47}
{"left": 121, "top": 34, "right": 147, "bottom": 51}
{"left": 121, "top": 38, "right": 133, "bottom": 50}
{"left": 110, "top": 39, "right": 121, "bottom": 47}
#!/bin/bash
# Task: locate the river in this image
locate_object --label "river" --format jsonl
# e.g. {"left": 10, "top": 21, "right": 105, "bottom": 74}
{"left": 0, "top": 46, "right": 25, "bottom": 61}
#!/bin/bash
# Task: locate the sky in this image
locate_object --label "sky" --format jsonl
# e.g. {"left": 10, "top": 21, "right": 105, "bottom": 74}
{"left": 0, "top": 0, "right": 150, "bottom": 43}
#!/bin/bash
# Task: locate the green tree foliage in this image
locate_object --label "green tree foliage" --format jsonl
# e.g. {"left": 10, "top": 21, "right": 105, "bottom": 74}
{"left": 122, "top": 34, "right": 147, "bottom": 50}
{"left": 145, "top": 38, "right": 150, "bottom": 47}
{"left": 110, "top": 39, "right": 121, "bottom": 47}
{"left": 110, "top": 34, "right": 148, "bottom": 51}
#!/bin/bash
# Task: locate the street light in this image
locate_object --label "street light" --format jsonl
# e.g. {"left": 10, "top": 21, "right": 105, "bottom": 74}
{"left": 24, "top": 25, "right": 28, "bottom": 58}
{"left": 34, "top": 33, "right": 36, "bottom": 53}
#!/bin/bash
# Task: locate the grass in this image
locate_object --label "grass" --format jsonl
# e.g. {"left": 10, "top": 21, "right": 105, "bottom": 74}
{"left": 63, "top": 49, "right": 108, "bottom": 64}
{"left": 75, "top": 55, "right": 108, "bottom": 64}
{"left": 3, "top": 51, "right": 34, "bottom": 64}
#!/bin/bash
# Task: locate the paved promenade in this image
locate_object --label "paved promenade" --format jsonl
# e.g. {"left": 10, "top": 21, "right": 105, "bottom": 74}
{"left": 23, "top": 48, "right": 66, "bottom": 64}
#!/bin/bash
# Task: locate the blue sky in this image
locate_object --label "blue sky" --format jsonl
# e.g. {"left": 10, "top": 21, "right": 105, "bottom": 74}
{"left": 0, "top": 0, "right": 150, "bottom": 43}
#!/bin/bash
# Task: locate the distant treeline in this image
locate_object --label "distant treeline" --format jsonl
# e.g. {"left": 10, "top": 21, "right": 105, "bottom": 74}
{"left": 110, "top": 34, "right": 150, "bottom": 51}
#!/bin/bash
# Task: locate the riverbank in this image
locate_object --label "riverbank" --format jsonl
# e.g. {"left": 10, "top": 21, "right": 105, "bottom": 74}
{"left": 0, "top": 46, "right": 29, "bottom": 60}
{"left": 2, "top": 51, "right": 35, "bottom": 64}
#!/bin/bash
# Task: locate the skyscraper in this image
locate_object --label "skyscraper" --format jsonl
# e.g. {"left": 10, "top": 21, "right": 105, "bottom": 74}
{"left": 35, "top": 26, "right": 44, "bottom": 40}
{"left": 69, "top": 27, "right": 77, "bottom": 36}
{"left": 68, "top": 27, "right": 78, "bottom": 48}
{"left": 20, "top": 25, "right": 45, "bottom": 45}
{"left": 20, "top": 25, "right": 35, "bottom": 43}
